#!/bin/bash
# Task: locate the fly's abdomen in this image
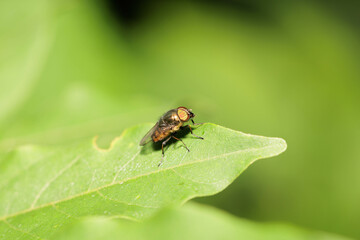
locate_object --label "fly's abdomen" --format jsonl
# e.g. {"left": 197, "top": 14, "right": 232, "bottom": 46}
{"left": 152, "top": 122, "right": 183, "bottom": 143}
{"left": 152, "top": 128, "right": 171, "bottom": 142}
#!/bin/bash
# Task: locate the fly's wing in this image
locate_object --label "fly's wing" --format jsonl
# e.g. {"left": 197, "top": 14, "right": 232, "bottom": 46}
{"left": 139, "top": 122, "right": 159, "bottom": 146}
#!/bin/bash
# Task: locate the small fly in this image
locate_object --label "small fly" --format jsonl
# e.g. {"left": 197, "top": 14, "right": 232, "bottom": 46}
{"left": 139, "top": 106, "right": 204, "bottom": 166}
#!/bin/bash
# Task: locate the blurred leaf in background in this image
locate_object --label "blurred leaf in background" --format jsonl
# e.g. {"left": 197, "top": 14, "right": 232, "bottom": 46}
{"left": 0, "top": 0, "right": 53, "bottom": 127}
{"left": 53, "top": 203, "right": 351, "bottom": 240}
{"left": 0, "top": 0, "right": 168, "bottom": 149}
{"left": 0, "top": 0, "right": 359, "bottom": 239}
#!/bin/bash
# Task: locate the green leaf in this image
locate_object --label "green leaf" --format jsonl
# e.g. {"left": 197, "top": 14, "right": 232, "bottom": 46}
{"left": 52, "top": 203, "right": 352, "bottom": 240}
{"left": 0, "top": 123, "right": 286, "bottom": 239}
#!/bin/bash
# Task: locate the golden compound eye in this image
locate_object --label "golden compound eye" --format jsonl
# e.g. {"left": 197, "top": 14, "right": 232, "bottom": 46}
{"left": 177, "top": 108, "right": 189, "bottom": 121}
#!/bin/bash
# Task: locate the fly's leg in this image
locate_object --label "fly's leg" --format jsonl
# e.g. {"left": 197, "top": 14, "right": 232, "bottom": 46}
{"left": 191, "top": 119, "right": 204, "bottom": 126}
{"left": 186, "top": 125, "right": 204, "bottom": 140}
{"left": 159, "top": 136, "right": 172, "bottom": 167}
{"left": 171, "top": 136, "right": 190, "bottom": 152}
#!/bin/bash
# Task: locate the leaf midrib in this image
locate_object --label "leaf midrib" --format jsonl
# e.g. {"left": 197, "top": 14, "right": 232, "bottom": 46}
{"left": 0, "top": 144, "right": 277, "bottom": 222}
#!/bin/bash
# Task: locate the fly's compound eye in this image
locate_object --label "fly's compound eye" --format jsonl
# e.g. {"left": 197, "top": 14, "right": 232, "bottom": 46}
{"left": 178, "top": 108, "right": 190, "bottom": 121}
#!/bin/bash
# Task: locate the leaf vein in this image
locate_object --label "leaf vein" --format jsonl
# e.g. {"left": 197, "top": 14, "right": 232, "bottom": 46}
{"left": 87, "top": 169, "right": 97, "bottom": 191}
{"left": 3, "top": 219, "right": 43, "bottom": 240}
{"left": 0, "top": 152, "right": 56, "bottom": 190}
{"left": 51, "top": 203, "right": 75, "bottom": 219}
{"left": 112, "top": 150, "right": 140, "bottom": 183}
{"left": 30, "top": 156, "right": 80, "bottom": 208}
{"left": 96, "top": 190, "right": 157, "bottom": 209}
{"left": 0, "top": 145, "right": 274, "bottom": 222}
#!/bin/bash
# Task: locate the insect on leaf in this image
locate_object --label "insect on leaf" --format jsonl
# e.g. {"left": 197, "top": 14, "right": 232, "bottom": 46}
{"left": 0, "top": 123, "right": 286, "bottom": 239}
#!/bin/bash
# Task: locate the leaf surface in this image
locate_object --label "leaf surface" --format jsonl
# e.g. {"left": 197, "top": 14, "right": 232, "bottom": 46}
{"left": 0, "top": 123, "right": 286, "bottom": 239}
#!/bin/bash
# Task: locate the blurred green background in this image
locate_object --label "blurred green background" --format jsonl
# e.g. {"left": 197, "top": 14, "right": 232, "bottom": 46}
{"left": 1, "top": 0, "right": 359, "bottom": 238}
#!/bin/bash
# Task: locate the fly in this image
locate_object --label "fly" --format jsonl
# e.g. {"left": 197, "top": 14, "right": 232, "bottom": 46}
{"left": 139, "top": 106, "right": 204, "bottom": 166}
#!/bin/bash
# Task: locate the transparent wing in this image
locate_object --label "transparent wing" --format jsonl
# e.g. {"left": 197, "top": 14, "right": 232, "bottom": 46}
{"left": 139, "top": 122, "right": 159, "bottom": 146}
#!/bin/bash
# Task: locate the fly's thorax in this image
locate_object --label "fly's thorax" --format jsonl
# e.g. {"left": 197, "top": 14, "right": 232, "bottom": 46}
{"left": 159, "top": 109, "right": 181, "bottom": 126}
{"left": 171, "top": 111, "right": 180, "bottom": 122}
